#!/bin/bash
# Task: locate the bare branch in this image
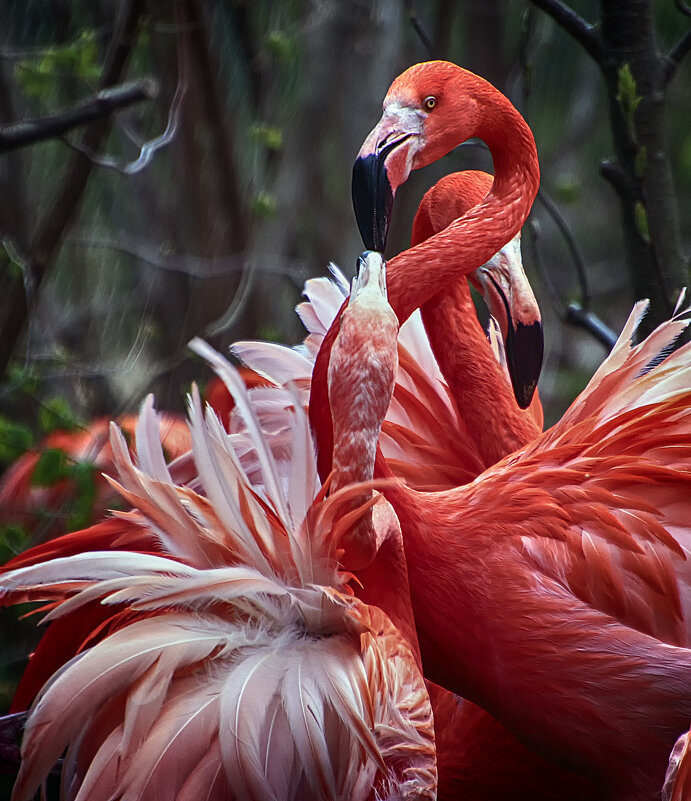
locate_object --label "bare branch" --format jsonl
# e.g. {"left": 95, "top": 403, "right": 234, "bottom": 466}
{"left": 526, "top": 220, "right": 615, "bottom": 350}
{"left": 565, "top": 303, "right": 617, "bottom": 349}
{"left": 64, "top": 232, "right": 310, "bottom": 286}
{"left": 406, "top": 0, "right": 437, "bottom": 59}
{"left": 676, "top": 0, "right": 691, "bottom": 18}
{"left": 528, "top": 0, "right": 603, "bottom": 65}
{"left": 0, "top": 80, "right": 156, "bottom": 153}
{"left": 535, "top": 187, "right": 591, "bottom": 309}
{"left": 664, "top": 29, "right": 691, "bottom": 86}
{"left": 600, "top": 158, "right": 634, "bottom": 198}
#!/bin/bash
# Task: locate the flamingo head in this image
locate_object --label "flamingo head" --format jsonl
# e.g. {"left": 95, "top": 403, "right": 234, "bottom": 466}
{"left": 469, "top": 233, "right": 543, "bottom": 409}
{"left": 352, "top": 61, "right": 482, "bottom": 251}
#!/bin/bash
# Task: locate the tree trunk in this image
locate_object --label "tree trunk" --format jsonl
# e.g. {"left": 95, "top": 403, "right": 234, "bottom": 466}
{"left": 598, "top": 0, "right": 686, "bottom": 328}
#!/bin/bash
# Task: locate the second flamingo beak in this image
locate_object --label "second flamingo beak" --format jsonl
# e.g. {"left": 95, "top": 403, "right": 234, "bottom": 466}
{"left": 470, "top": 235, "right": 544, "bottom": 409}
{"left": 352, "top": 108, "right": 422, "bottom": 252}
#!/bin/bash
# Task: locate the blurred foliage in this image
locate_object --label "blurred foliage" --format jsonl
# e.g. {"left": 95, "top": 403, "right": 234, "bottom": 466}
{"left": 0, "top": 417, "right": 33, "bottom": 468}
{"left": 15, "top": 29, "right": 101, "bottom": 98}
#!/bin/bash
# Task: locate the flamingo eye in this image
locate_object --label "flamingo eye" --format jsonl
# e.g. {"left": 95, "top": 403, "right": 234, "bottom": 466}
{"left": 423, "top": 96, "right": 437, "bottom": 111}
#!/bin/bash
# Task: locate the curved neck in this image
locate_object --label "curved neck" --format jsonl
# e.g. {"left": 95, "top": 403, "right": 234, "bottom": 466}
{"left": 310, "top": 87, "right": 539, "bottom": 480}
{"left": 420, "top": 281, "right": 540, "bottom": 468}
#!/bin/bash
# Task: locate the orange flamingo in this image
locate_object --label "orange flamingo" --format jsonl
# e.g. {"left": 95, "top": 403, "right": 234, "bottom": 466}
{"left": 234, "top": 173, "right": 598, "bottom": 799}
{"left": 368, "top": 311, "right": 691, "bottom": 798}
{"left": 1, "top": 177, "right": 571, "bottom": 800}
{"left": 0, "top": 253, "right": 437, "bottom": 801}
{"left": 310, "top": 60, "right": 542, "bottom": 480}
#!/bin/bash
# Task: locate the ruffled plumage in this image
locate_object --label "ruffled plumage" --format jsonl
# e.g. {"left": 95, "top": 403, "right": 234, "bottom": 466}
{"left": 2, "top": 348, "right": 436, "bottom": 801}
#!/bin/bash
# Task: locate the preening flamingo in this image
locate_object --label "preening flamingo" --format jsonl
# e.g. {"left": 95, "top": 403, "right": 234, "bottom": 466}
{"left": 237, "top": 174, "right": 597, "bottom": 800}
{"left": 0, "top": 253, "right": 437, "bottom": 801}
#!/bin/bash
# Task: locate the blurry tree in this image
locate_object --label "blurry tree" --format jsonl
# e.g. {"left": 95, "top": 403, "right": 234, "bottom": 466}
{"left": 529, "top": 0, "right": 690, "bottom": 332}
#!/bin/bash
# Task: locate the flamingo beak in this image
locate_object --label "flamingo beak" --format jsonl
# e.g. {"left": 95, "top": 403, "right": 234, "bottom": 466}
{"left": 352, "top": 107, "right": 423, "bottom": 251}
{"left": 470, "top": 235, "right": 543, "bottom": 409}
{"left": 351, "top": 251, "right": 388, "bottom": 302}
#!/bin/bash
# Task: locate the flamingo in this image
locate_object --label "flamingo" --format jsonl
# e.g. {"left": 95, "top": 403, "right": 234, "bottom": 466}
{"left": 310, "top": 60, "right": 543, "bottom": 480}
{"left": 0, "top": 168, "right": 536, "bottom": 727}
{"left": 310, "top": 60, "right": 691, "bottom": 798}
{"left": 0, "top": 252, "right": 437, "bottom": 801}
{"left": 235, "top": 174, "right": 600, "bottom": 800}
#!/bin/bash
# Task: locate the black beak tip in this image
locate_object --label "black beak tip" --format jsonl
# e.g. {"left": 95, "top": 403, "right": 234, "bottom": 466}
{"left": 507, "top": 320, "right": 544, "bottom": 409}
{"left": 352, "top": 154, "right": 393, "bottom": 253}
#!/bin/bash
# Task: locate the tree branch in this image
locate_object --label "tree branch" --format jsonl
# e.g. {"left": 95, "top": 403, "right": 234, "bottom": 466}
{"left": 565, "top": 303, "right": 617, "bottom": 349}
{"left": 0, "top": 0, "right": 145, "bottom": 382}
{"left": 599, "top": 158, "right": 635, "bottom": 198}
{"left": 406, "top": 0, "right": 437, "bottom": 59}
{"left": 664, "top": 29, "right": 691, "bottom": 86}
{"left": 0, "top": 79, "right": 156, "bottom": 153}
{"left": 528, "top": 0, "right": 603, "bottom": 65}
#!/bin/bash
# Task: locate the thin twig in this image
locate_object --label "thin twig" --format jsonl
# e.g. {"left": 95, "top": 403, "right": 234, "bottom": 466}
{"left": 535, "top": 187, "right": 590, "bottom": 309}
{"left": 0, "top": 80, "right": 156, "bottom": 153}
{"left": 676, "top": 0, "right": 691, "bottom": 17}
{"left": 528, "top": 0, "right": 603, "bottom": 65}
{"left": 64, "top": 232, "right": 310, "bottom": 286}
{"left": 406, "top": 0, "right": 437, "bottom": 59}
{"left": 565, "top": 303, "right": 617, "bottom": 349}
{"left": 664, "top": 29, "right": 691, "bottom": 86}
{"left": 526, "top": 220, "right": 615, "bottom": 349}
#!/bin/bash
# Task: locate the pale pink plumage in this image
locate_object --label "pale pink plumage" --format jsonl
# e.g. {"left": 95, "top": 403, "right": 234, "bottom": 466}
{"left": 2, "top": 319, "right": 436, "bottom": 800}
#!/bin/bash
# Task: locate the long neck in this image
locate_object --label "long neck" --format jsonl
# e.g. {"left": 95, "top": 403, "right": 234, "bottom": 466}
{"left": 420, "top": 281, "right": 540, "bottom": 467}
{"left": 386, "top": 85, "right": 539, "bottom": 324}
{"left": 309, "top": 93, "right": 539, "bottom": 479}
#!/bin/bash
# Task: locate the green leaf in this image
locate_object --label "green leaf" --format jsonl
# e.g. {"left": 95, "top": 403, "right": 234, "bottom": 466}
{"left": 0, "top": 417, "right": 34, "bottom": 466}
{"left": 14, "top": 29, "right": 101, "bottom": 98}
{"left": 251, "top": 191, "right": 278, "bottom": 220}
{"left": 250, "top": 123, "right": 283, "bottom": 151}
{"left": 31, "top": 448, "right": 69, "bottom": 487}
{"left": 616, "top": 64, "right": 641, "bottom": 141}
{"left": 0, "top": 524, "right": 29, "bottom": 564}
{"left": 38, "top": 397, "right": 81, "bottom": 434}
{"left": 634, "top": 201, "right": 650, "bottom": 244}
{"left": 66, "top": 462, "right": 98, "bottom": 531}
{"left": 263, "top": 30, "right": 295, "bottom": 62}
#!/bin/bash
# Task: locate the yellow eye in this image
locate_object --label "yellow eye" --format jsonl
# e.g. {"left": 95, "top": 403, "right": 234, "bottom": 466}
{"left": 423, "top": 96, "right": 437, "bottom": 111}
